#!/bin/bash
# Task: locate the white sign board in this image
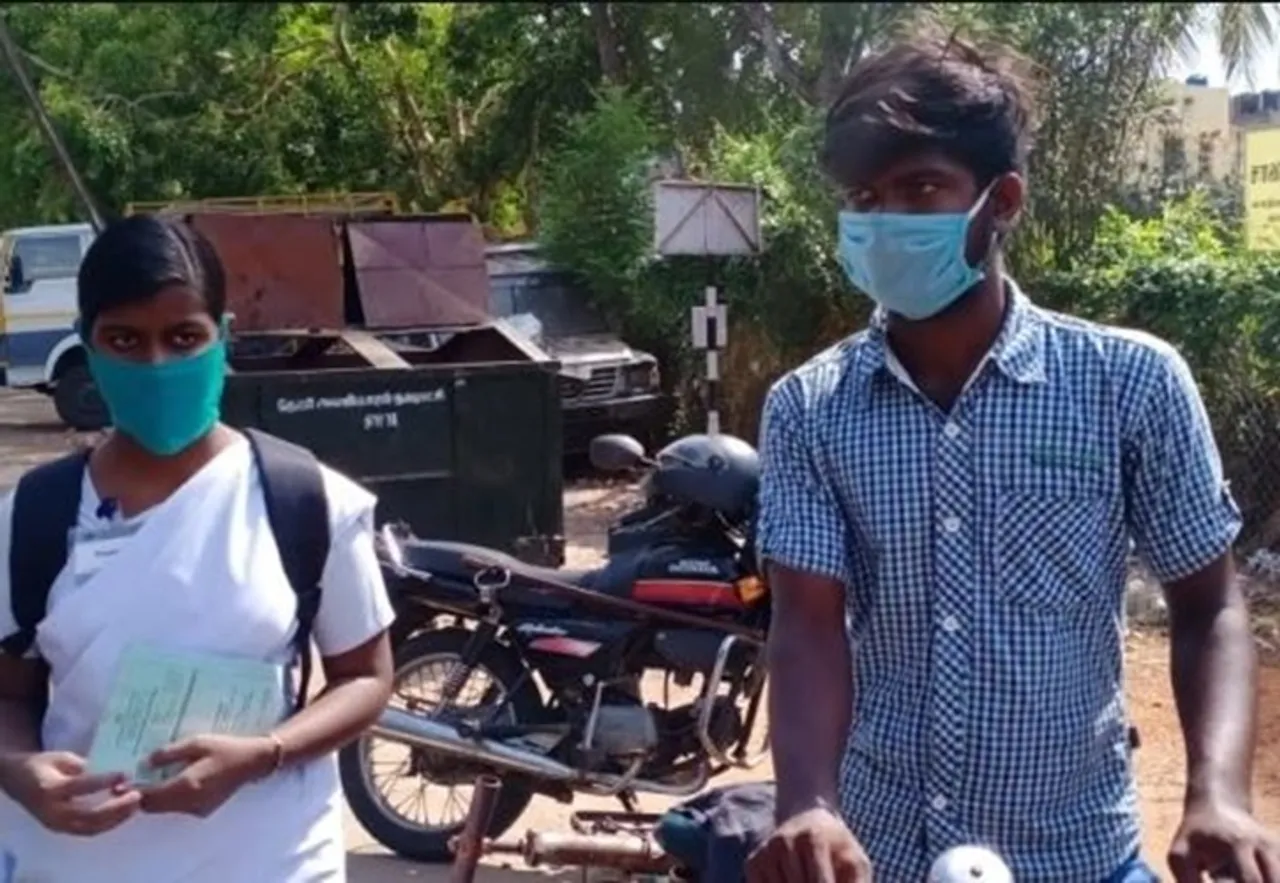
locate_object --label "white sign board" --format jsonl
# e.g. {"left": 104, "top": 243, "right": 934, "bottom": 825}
{"left": 653, "top": 180, "right": 762, "bottom": 257}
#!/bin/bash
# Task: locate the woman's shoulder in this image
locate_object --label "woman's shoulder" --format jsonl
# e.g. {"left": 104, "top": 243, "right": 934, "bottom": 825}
{"left": 240, "top": 432, "right": 374, "bottom": 535}
{"left": 317, "top": 462, "right": 377, "bottom": 532}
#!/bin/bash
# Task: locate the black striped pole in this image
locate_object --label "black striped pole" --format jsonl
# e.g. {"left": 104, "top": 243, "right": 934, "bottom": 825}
{"left": 692, "top": 285, "right": 727, "bottom": 436}
{"left": 705, "top": 286, "right": 720, "bottom": 435}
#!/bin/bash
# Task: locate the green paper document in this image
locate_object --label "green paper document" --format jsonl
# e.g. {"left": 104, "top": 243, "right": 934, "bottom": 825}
{"left": 87, "top": 644, "right": 287, "bottom": 784}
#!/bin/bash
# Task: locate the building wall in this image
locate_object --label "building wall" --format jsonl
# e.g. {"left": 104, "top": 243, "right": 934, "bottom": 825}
{"left": 1232, "top": 90, "right": 1280, "bottom": 128}
{"left": 1133, "top": 79, "right": 1240, "bottom": 185}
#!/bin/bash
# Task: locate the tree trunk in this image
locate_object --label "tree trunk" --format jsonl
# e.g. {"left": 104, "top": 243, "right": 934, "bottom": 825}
{"left": 588, "top": 3, "right": 625, "bottom": 85}
{"left": 331, "top": 4, "right": 435, "bottom": 204}
{"left": 815, "top": 3, "right": 849, "bottom": 107}
{"left": 741, "top": 3, "right": 817, "bottom": 106}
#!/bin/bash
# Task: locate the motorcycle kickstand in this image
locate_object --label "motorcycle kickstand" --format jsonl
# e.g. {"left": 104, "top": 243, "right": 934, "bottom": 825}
{"left": 616, "top": 790, "right": 639, "bottom": 814}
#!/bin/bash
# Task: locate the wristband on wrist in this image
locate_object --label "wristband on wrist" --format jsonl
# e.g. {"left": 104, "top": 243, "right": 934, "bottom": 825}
{"left": 264, "top": 733, "right": 287, "bottom": 777}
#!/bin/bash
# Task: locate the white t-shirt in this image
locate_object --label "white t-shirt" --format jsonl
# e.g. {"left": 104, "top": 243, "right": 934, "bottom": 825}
{"left": 0, "top": 438, "right": 395, "bottom": 882}
{"left": 0, "top": 440, "right": 395, "bottom": 663}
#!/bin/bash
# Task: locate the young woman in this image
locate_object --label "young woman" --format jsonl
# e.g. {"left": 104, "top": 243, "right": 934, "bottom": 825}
{"left": 0, "top": 214, "right": 395, "bottom": 881}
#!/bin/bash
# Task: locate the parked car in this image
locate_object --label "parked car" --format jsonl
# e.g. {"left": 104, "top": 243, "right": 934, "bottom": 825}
{"left": 486, "top": 243, "right": 666, "bottom": 456}
{"left": 0, "top": 222, "right": 103, "bottom": 429}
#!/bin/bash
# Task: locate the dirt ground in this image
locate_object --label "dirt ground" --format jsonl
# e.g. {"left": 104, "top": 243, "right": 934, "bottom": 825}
{"left": 0, "top": 389, "right": 1276, "bottom": 881}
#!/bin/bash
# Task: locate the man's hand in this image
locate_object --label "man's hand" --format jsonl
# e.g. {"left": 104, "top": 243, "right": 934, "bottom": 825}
{"left": 1168, "top": 797, "right": 1280, "bottom": 883}
{"left": 746, "top": 807, "right": 871, "bottom": 883}
{"left": 138, "top": 734, "right": 275, "bottom": 818}
{"left": 0, "top": 751, "right": 141, "bottom": 836}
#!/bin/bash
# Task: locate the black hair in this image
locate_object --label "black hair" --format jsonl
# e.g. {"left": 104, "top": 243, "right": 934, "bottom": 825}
{"left": 77, "top": 214, "right": 227, "bottom": 331}
{"left": 821, "top": 24, "right": 1038, "bottom": 191}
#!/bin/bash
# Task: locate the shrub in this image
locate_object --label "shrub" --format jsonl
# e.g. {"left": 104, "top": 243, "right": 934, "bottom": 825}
{"left": 538, "top": 92, "right": 867, "bottom": 441}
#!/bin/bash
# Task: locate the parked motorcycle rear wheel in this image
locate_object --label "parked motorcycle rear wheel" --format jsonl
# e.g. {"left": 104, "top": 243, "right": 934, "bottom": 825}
{"left": 339, "top": 629, "right": 542, "bottom": 862}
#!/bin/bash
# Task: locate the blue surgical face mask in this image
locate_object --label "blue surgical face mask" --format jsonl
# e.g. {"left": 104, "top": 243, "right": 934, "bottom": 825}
{"left": 86, "top": 336, "right": 228, "bottom": 457}
{"left": 837, "top": 184, "right": 998, "bottom": 321}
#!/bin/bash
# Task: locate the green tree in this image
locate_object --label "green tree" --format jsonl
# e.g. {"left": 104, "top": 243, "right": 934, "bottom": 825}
{"left": 537, "top": 86, "right": 657, "bottom": 332}
{"left": 733, "top": 3, "right": 1278, "bottom": 267}
{"left": 0, "top": 2, "right": 596, "bottom": 232}
{"left": 1196, "top": 2, "right": 1280, "bottom": 84}
{"left": 1, "top": 2, "right": 1274, "bottom": 264}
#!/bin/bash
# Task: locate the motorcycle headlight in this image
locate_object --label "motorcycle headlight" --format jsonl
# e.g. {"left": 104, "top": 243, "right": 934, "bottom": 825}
{"left": 624, "top": 362, "right": 659, "bottom": 392}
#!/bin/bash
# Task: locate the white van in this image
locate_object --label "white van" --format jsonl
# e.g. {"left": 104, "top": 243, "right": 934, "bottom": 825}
{"left": 0, "top": 222, "right": 101, "bottom": 428}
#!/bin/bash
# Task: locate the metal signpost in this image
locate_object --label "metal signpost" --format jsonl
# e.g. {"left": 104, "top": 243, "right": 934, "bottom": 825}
{"left": 652, "top": 180, "right": 763, "bottom": 435}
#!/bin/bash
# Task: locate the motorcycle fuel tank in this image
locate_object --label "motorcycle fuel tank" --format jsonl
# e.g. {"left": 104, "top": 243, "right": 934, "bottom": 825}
{"left": 596, "top": 542, "right": 747, "bottom": 612}
{"left": 510, "top": 618, "right": 631, "bottom": 662}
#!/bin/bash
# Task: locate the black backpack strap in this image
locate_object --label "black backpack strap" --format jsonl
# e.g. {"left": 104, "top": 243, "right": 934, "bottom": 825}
{"left": 245, "top": 429, "right": 330, "bottom": 713}
{"left": 4, "top": 450, "right": 91, "bottom": 659}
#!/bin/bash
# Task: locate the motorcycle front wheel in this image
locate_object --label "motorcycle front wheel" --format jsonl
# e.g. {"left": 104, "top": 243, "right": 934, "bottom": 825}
{"left": 338, "top": 629, "right": 542, "bottom": 862}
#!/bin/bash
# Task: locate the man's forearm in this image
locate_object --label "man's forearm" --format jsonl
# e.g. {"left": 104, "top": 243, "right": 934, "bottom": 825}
{"left": 769, "top": 629, "right": 852, "bottom": 821}
{"left": 1168, "top": 588, "right": 1257, "bottom": 807}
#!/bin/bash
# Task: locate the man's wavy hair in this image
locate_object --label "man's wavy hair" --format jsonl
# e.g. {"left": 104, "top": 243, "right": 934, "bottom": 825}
{"left": 821, "top": 24, "right": 1040, "bottom": 193}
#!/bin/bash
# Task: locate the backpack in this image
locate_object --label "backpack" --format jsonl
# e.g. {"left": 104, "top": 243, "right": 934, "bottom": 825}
{"left": 0, "top": 428, "right": 330, "bottom": 715}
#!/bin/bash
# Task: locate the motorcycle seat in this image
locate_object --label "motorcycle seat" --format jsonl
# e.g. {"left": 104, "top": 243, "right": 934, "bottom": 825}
{"left": 399, "top": 539, "right": 601, "bottom": 591}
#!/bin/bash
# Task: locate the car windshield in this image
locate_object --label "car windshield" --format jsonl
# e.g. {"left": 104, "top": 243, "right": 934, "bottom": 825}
{"left": 491, "top": 273, "right": 610, "bottom": 338}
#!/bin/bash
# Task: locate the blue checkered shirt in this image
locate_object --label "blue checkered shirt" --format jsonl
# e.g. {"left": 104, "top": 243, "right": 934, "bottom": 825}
{"left": 757, "top": 283, "right": 1241, "bottom": 882}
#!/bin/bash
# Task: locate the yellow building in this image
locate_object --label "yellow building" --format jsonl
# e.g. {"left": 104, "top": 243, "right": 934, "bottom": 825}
{"left": 1131, "top": 78, "right": 1280, "bottom": 249}
{"left": 1244, "top": 127, "right": 1280, "bottom": 251}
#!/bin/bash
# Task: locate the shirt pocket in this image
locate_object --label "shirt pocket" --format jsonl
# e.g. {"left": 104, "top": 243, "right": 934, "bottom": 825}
{"left": 996, "top": 474, "right": 1112, "bottom": 613}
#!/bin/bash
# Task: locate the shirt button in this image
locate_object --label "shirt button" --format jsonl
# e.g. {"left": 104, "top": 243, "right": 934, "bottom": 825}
{"left": 942, "top": 615, "right": 961, "bottom": 633}
{"left": 943, "top": 421, "right": 961, "bottom": 439}
{"left": 930, "top": 794, "right": 948, "bottom": 812}
{"left": 941, "top": 515, "right": 962, "bottom": 534}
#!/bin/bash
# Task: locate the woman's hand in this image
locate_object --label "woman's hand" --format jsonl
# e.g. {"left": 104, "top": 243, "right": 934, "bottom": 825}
{"left": 137, "top": 734, "right": 276, "bottom": 818}
{"left": 0, "top": 750, "right": 142, "bottom": 836}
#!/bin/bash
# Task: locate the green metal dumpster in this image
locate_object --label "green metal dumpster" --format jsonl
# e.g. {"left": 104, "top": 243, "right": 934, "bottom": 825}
{"left": 221, "top": 324, "right": 565, "bottom": 566}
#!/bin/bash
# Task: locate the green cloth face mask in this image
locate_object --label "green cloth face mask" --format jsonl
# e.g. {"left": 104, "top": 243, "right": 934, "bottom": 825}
{"left": 86, "top": 338, "right": 228, "bottom": 456}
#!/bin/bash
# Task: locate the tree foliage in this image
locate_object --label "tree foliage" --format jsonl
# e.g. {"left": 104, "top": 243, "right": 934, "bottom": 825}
{"left": 1, "top": 1, "right": 1276, "bottom": 535}
{"left": 535, "top": 3, "right": 1278, "bottom": 356}
{"left": 537, "top": 87, "right": 654, "bottom": 325}
{"left": 0, "top": 3, "right": 605, "bottom": 229}
{"left": 0, "top": 2, "right": 1274, "bottom": 235}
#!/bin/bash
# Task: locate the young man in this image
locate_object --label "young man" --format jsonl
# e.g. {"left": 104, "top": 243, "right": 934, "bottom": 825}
{"left": 746, "top": 32, "right": 1280, "bottom": 883}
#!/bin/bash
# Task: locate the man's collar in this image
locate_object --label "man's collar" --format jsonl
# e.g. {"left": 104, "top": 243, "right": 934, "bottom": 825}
{"left": 848, "top": 278, "right": 1046, "bottom": 408}
{"left": 990, "top": 280, "right": 1047, "bottom": 385}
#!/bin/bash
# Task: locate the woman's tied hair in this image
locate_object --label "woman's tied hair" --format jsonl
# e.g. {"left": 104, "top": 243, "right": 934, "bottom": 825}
{"left": 821, "top": 22, "right": 1040, "bottom": 192}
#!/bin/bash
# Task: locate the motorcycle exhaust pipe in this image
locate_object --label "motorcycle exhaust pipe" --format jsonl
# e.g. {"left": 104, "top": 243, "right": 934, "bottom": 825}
{"left": 372, "top": 708, "right": 706, "bottom": 796}
{"left": 374, "top": 708, "right": 579, "bottom": 781}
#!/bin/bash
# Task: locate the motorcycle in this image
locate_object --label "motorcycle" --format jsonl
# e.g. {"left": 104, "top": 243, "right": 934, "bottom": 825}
{"left": 338, "top": 431, "right": 770, "bottom": 862}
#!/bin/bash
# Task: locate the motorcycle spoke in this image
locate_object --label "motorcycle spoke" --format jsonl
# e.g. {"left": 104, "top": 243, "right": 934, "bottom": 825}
{"left": 442, "top": 786, "right": 470, "bottom": 822}
{"left": 360, "top": 652, "right": 514, "bottom": 833}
